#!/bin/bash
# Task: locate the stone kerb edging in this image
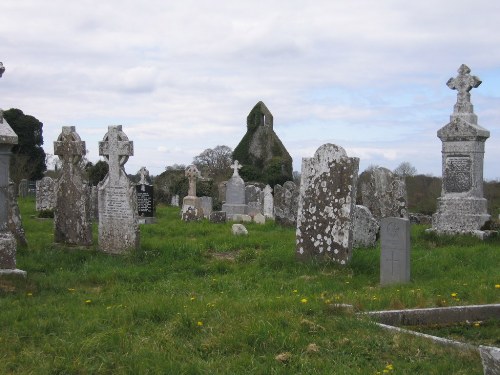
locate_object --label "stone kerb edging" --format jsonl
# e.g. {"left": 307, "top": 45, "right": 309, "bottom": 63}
{"left": 359, "top": 304, "right": 500, "bottom": 375}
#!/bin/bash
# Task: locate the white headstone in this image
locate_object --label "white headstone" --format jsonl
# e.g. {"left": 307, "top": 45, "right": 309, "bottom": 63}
{"left": 380, "top": 217, "right": 410, "bottom": 286}
{"left": 222, "top": 160, "right": 248, "bottom": 219}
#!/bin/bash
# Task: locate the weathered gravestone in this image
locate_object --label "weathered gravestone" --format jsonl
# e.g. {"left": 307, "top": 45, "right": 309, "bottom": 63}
{"left": 360, "top": 167, "right": 408, "bottom": 220}
{"left": 136, "top": 167, "right": 156, "bottom": 224}
{"left": 199, "top": 196, "right": 213, "bottom": 219}
{"left": 18, "top": 179, "right": 28, "bottom": 198}
{"left": 36, "top": 176, "right": 56, "bottom": 212}
{"left": 353, "top": 205, "right": 379, "bottom": 248}
{"left": 380, "top": 217, "right": 410, "bottom": 286}
{"left": 53, "top": 126, "right": 92, "bottom": 246}
{"left": 182, "top": 165, "right": 203, "bottom": 221}
{"left": 263, "top": 184, "right": 274, "bottom": 219}
{"left": 273, "top": 181, "right": 299, "bottom": 226}
{"left": 171, "top": 194, "right": 179, "bottom": 207}
{"left": 209, "top": 211, "right": 226, "bottom": 224}
{"left": 245, "top": 184, "right": 262, "bottom": 216}
{"left": 98, "top": 125, "right": 139, "bottom": 254}
{"left": 90, "top": 185, "right": 98, "bottom": 220}
{"left": 296, "top": 144, "right": 359, "bottom": 264}
{"left": 0, "top": 62, "right": 26, "bottom": 277}
{"left": 8, "top": 180, "right": 27, "bottom": 247}
{"left": 218, "top": 181, "right": 227, "bottom": 203}
{"left": 431, "top": 64, "right": 490, "bottom": 237}
{"left": 221, "top": 161, "right": 248, "bottom": 219}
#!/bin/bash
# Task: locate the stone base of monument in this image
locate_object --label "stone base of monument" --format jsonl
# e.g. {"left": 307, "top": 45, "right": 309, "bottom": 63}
{"left": 221, "top": 203, "right": 247, "bottom": 220}
{"left": 0, "top": 268, "right": 27, "bottom": 278}
{"left": 138, "top": 216, "right": 157, "bottom": 224}
{"left": 431, "top": 197, "right": 490, "bottom": 238}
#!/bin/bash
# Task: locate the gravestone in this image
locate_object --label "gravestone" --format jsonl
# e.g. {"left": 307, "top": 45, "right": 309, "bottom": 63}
{"left": 0, "top": 62, "right": 26, "bottom": 277}
{"left": 273, "top": 181, "right": 299, "bottom": 226}
{"left": 136, "top": 167, "right": 156, "bottom": 224}
{"left": 8, "top": 180, "right": 27, "bottom": 246}
{"left": 98, "top": 125, "right": 139, "bottom": 254}
{"left": 263, "top": 184, "right": 274, "bottom": 219}
{"left": 253, "top": 213, "right": 265, "bottom": 224}
{"left": 218, "top": 181, "right": 227, "bottom": 203}
{"left": 380, "top": 217, "right": 410, "bottom": 286}
{"left": 431, "top": 65, "right": 490, "bottom": 237}
{"left": 182, "top": 165, "right": 203, "bottom": 221}
{"left": 18, "top": 179, "right": 28, "bottom": 198}
{"left": 171, "top": 195, "right": 179, "bottom": 207}
{"left": 53, "top": 126, "right": 92, "bottom": 246}
{"left": 36, "top": 176, "right": 56, "bottom": 211}
{"left": 232, "top": 223, "right": 248, "bottom": 236}
{"left": 90, "top": 185, "right": 98, "bottom": 220}
{"left": 245, "top": 184, "right": 262, "bottom": 216}
{"left": 199, "top": 196, "right": 213, "bottom": 219}
{"left": 209, "top": 211, "right": 226, "bottom": 224}
{"left": 353, "top": 205, "right": 379, "bottom": 248}
{"left": 360, "top": 167, "right": 408, "bottom": 220}
{"left": 296, "top": 144, "right": 359, "bottom": 264}
{"left": 221, "top": 160, "right": 248, "bottom": 219}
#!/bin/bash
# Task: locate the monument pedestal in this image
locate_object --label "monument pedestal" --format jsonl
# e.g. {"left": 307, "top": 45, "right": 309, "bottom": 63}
{"left": 221, "top": 203, "right": 247, "bottom": 220}
{"left": 432, "top": 197, "right": 489, "bottom": 236}
{"left": 0, "top": 232, "right": 26, "bottom": 277}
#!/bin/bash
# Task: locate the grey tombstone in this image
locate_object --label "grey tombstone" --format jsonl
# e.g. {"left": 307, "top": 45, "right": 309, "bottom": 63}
{"left": 18, "top": 179, "right": 28, "bottom": 198}
{"left": 90, "top": 185, "right": 99, "bottom": 220}
{"left": 360, "top": 167, "right": 408, "bottom": 220}
{"left": 53, "top": 126, "right": 92, "bottom": 246}
{"left": 218, "top": 181, "right": 227, "bottom": 203}
{"left": 8, "top": 180, "right": 27, "bottom": 247}
{"left": 0, "top": 63, "right": 26, "bottom": 277}
{"left": 253, "top": 212, "right": 265, "bottom": 224}
{"left": 431, "top": 65, "right": 490, "bottom": 238}
{"left": 221, "top": 160, "right": 248, "bottom": 219}
{"left": 245, "top": 184, "right": 262, "bottom": 216}
{"left": 182, "top": 165, "right": 203, "bottom": 221}
{"left": 98, "top": 125, "right": 139, "bottom": 254}
{"left": 263, "top": 184, "right": 274, "bottom": 219}
{"left": 36, "top": 177, "right": 56, "bottom": 212}
{"left": 199, "top": 196, "right": 213, "bottom": 219}
{"left": 136, "top": 167, "right": 156, "bottom": 224}
{"left": 209, "top": 211, "right": 227, "bottom": 224}
{"left": 232, "top": 223, "right": 248, "bottom": 236}
{"left": 273, "top": 181, "right": 299, "bottom": 226}
{"left": 380, "top": 217, "right": 410, "bottom": 286}
{"left": 171, "top": 194, "right": 179, "bottom": 207}
{"left": 296, "top": 144, "right": 359, "bottom": 264}
{"left": 353, "top": 205, "right": 379, "bottom": 248}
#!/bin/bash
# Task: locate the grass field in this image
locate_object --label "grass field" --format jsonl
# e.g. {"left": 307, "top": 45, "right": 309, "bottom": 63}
{"left": 1, "top": 197, "right": 499, "bottom": 374}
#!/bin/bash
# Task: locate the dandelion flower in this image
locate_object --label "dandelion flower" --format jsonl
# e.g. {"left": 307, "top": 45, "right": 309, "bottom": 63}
{"left": 301, "top": 298, "right": 308, "bottom": 304}
{"left": 85, "top": 299, "right": 92, "bottom": 304}
{"left": 197, "top": 321, "right": 203, "bottom": 326}
{"left": 293, "top": 289, "right": 298, "bottom": 293}
{"left": 451, "top": 292, "right": 458, "bottom": 298}
{"left": 495, "top": 284, "right": 500, "bottom": 289}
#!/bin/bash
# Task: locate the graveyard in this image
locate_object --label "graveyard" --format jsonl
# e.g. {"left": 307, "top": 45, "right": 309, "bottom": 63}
{"left": 0, "top": 196, "right": 498, "bottom": 374}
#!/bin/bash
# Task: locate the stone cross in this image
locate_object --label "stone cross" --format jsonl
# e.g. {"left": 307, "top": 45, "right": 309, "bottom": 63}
{"left": 231, "top": 160, "right": 242, "bottom": 177}
{"left": 185, "top": 165, "right": 200, "bottom": 197}
{"left": 138, "top": 166, "right": 149, "bottom": 185}
{"left": 99, "top": 125, "right": 133, "bottom": 183}
{"left": 54, "top": 126, "right": 86, "bottom": 165}
{"left": 446, "top": 64, "right": 481, "bottom": 114}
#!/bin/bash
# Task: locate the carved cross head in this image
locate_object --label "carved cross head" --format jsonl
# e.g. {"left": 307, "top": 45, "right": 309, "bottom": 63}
{"left": 231, "top": 160, "right": 242, "bottom": 177}
{"left": 54, "top": 126, "right": 86, "bottom": 165}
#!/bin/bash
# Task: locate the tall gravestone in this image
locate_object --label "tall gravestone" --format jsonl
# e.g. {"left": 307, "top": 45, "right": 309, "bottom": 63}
{"left": 182, "top": 165, "right": 203, "bottom": 221}
{"left": 380, "top": 217, "right": 410, "bottom": 286}
{"left": 431, "top": 64, "right": 490, "bottom": 237}
{"left": 263, "top": 184, "right": 274, "bottom": 219}
{"left": 221, "top": 161, "right": 248, "bottom": 219}
{"left": 98, "top": 125, "right": 139, "bottom": 254}
{"left": 36, "top": 176, "right": 56, "bottom": 211}
{"left": 296, "top": 144, "right": 359, "bottom": 264}
{"left": 353, "top": 205, "right": 379, "bottom": 248}
{"left": 273, "top": 181, "right": 299, "bottom": 226}
{"left": 360, "top": 167, "right": 408, "bottom": 220}
{"left": 18, "top": 179, "right": 28, "bottom": 198}
{"left": 136, "top": 167, "right": 155, "bottom": 224}
{"left": 8, "top": 180, "right": 27, "bottom": 247}
{"left": 0, "top": 62, "right": 26, "bottom": 277}
{"left": 54, "top": 126, "right": 92, "bottom": 246}
{"left": 245, "top": 184, "right": 262, "bottom": 216}
{"left": 199, "top": 196, "right": 213, "bottom": 219}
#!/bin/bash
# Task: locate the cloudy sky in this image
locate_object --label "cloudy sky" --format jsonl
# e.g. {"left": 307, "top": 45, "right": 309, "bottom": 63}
{"left": 1, "top": 0, "right": 500, "bottom": 179}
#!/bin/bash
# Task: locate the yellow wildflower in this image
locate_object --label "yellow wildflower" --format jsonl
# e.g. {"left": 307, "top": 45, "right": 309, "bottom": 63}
{"left": 85, "top": 299, "right": 92, "bottom": 304}
{"left": 197, "top": 321, "right": 203, "bottom": 326}
{"left": 451, "top": 292, "right": 458, "bottom": 298}
{"left": 301, "top": 298, "right": 308, "bottom": 304}
{"left": 495, "top": 284, "right": 500, "bottom": 289}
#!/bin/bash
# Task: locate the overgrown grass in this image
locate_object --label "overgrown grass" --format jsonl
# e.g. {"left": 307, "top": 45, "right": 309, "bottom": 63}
{"left": 1, "top": 197, "right": 499, "bottom": 374}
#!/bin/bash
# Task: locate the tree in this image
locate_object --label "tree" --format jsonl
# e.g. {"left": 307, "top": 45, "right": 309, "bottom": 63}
{"left": 193, "top": 145, "right": 232, "bottom": 183}
{"left": 85, "top": 160, "right": 109, "bottom": 186}
{"left": 3, "top": 108, "right": 46, "bottom": 182}
{"left": 394, "top": 162, "right": 417, "bottom": 178}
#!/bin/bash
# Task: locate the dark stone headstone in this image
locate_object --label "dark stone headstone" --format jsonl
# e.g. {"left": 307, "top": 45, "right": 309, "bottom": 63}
{"left": 209, "top": 211, "right": 227, "bottom": 224}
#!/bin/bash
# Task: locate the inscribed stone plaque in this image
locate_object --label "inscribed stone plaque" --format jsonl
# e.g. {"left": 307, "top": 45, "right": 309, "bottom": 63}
{"left": 444, "top": 156, "right": 472, "bottom": 193}
{"left": 380, "top": 217, "right": 410, "bottom": 286}
{"left": 136, "top": 184, "right": 154, "bottom": 218}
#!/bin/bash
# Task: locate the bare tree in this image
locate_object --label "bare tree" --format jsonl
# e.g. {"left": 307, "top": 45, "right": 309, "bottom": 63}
{"left": 394, "top": 162, "right": 417, "bottom": 177}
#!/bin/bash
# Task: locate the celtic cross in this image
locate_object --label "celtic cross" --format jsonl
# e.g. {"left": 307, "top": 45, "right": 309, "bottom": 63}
{"left": 54, "top": 126, "right": 86, "bottom": 165}
{"left": 99, "top": 125, "right": 133, "bottom": 183}
{"left": 446, "top": 64, "right": 481, "bottom": 115}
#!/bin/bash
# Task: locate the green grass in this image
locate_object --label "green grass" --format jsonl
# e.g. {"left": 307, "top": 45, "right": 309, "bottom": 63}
{"left": 1, "top": 197, "right": 499, "bottom": 374}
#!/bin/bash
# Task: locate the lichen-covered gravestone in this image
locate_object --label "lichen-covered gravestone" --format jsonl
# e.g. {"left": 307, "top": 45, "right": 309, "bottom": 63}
{"left": 296, "top": 144, "right": 359, "bottom": 264}
{"left": 182, "top": 165, "right": 203, "bottom": 221}
{"left": 245, "top": 184, "right": 262, "bottom": 216}
{"left": 8, "top": 180, "right": 27, "bottom": 246}
{"left": 0, "top": 62, "right": 26, "bottom": 277}
{"left": 136, "top": 167, "right": 156, "bottom": 224}
{"left": 199, "top": 196, "right": 213, "bottom": 219}
{"left": 53, "top": 126, "right": 92, "bottom": 246}
{"left": 380, "top": 217, "right": 410, "bottom": 286}
{"left": 221, "top": 160, "right": 248, "bottom": 219}
{"left": 360, "top": 167, "right": 408, "bottom": 220}
{"left": 353, "top": 205, "right": 379, "bottom": 248}
{"left": 98, "top": 125, "right": 139, "bottom": 254}
{"left": 273, "top": 181, "right": 299, "bottom": 227}
{"left": 431, "top": 64, "right": 490, "bottom": 237}
{"left": 263, "top": 184, "right": 274, "bottom": 219}
{"left": 36, "top": 176, "right": 56, "bottom": 212}
{"left": 18, "top": 179, "right": 28, "bottom": 198}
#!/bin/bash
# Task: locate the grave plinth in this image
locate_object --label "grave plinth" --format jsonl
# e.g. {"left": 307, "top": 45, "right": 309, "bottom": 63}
{"left": 431, "top": 65, "right": 490, "bottom": 237}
